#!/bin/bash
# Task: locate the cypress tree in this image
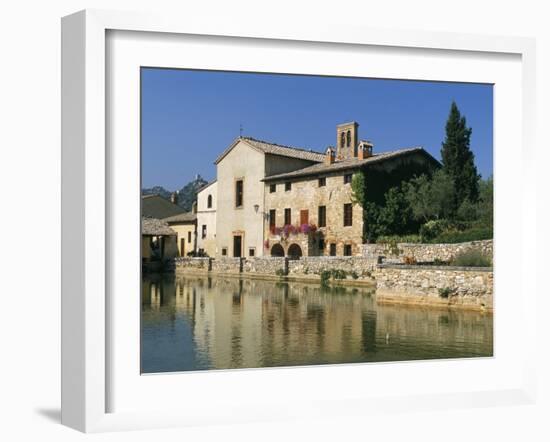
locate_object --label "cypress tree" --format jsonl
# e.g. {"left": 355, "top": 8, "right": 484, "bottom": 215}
{"left": 441, "top": 102, "right": 480, "bottom": 211}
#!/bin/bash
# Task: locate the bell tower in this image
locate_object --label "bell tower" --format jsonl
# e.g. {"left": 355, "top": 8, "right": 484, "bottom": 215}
{"left": 336, "top": 122, "right": 359, "bottom": 160}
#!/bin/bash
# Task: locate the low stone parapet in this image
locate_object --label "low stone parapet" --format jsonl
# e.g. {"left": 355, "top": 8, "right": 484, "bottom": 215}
{"left": 243, "top": 257, "right": 288, "bottom": 275}
{"left": 288, "top": 256, "right": 377, "bottom": 278}
{"left": 211, "top": 257, "right": 244, "bottom": 274}
{"left": 375, "top": 264, "right": 493, "bottom": 310}
{"left": 174, "top": 257, "right": 211, "bottom": 272}
{"left": 363, "top": 239, "right": 493, "bottom": 264}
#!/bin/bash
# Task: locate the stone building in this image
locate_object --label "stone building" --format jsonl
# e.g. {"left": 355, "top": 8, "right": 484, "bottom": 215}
{"left": 196, "top": 180, "right": 217, "bottom": 256}
{"left": 164, "top": 212, "right": 197, "bottom": 257}
{"left": 262, "top": 122, "right": 439, "bottom": 257}
{"left": 141, "top": 217, "right": 178, "bottom": 272}
{"left": 142, "top": 193, "right": 197, "bottom": 257}
{"left": 197, "top": 121, "right": 438, "bottom": 259}
{"left": 214, "top": 137, "right": 325, "bottom": 258}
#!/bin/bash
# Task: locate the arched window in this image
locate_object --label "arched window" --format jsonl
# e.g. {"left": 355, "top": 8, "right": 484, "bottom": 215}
{"left": 340, "top": 132, "right": 345, "bottom": 148}
{"left": 346, "top": 130, "right": 351, "bottom": 147}
{"left": 207, "top": 194, "right": 212, "bottom": 208}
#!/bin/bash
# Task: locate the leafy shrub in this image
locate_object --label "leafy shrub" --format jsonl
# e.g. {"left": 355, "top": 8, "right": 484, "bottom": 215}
{"left": 419, "top": 219, "right": 451, "bottom": 242}
{"left": 438, "top": 287, "right": 454, "bottom": 298}
{"left": 376, "top": 234, "right": 421, "bottom": 244}
{"left": 331, "top": 269, "right": 347, "bottom": 280}
{"left": 275, "top": 268, "right": 287, "bottom": 277}
{"left": 432, "top": 226, "right": 492, "bottom": 244}
{"left": 451, "top": 249, "right": 492, "bottom": 267}
{"left": 350, "top": 271, "right": 359, "bottom": 279}
{"left": 320, "top": 270, "right": 331, "bottom": 286}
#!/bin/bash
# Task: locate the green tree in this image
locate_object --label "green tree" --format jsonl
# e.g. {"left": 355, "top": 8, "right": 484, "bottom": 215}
{"left": 441, "top": 101, "right": 480, "bottom": 209}
{"left": 404, "top": 169, "right": 454, "bottom": 222}
{"left": 379, "top": 186, "right": 414, "bottom": 235}
{"left": 478, "top": 175, "right": 493, "bottom": 225}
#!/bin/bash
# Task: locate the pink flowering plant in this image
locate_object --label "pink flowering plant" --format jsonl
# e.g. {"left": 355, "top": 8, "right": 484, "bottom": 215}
{"left": 270, "top": 223, "right": 318, "bottom": 238}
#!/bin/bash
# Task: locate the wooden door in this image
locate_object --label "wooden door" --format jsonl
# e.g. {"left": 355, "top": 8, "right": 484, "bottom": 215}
{"left": 233, "top": 235, "right": 242, "bottom": 257}
{"left": 300, "top": 209, "right": 309, "bottom": 225}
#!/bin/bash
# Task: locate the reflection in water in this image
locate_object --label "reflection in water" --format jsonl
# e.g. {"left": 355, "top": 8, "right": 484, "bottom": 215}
{"left": 141, "top": 274, "right": 493, "bottom": 373}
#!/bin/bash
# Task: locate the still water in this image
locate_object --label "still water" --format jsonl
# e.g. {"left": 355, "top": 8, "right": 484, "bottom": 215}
{"left": 141, "top": 274, "right": 493, "bottom": 373}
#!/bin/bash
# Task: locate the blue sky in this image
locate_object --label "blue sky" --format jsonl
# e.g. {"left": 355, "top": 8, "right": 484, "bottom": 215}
{"left": 141, "top": 68, "right": 493, "bottom": 189}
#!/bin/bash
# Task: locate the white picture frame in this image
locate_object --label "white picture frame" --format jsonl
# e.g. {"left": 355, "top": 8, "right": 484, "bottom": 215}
{"left": 61, "top": 9, "right": 537, "bottom": 433}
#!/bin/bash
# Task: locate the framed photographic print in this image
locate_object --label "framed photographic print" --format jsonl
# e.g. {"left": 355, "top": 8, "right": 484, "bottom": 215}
{"left": 61, "top": 9, "right": 537, "bottom": 433}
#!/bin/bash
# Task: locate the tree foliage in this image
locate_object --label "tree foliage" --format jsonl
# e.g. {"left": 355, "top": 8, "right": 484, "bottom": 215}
{"left": 441, "top": 101, "right": 480, "bottom": 209}
{"left": 350, "top": 103, "right": 492, "bottom": 244}
{"left": 404, "top": 169, "right": 454, "bottom": 222}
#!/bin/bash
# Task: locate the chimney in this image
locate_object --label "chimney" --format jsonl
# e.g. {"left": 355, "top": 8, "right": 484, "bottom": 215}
{"left": 170, "top": 191, "right": 178, "bottom": 205}
{"left": 325, "top": 147, "right": 335, "bottom": 165}
{"left": 358, "top": 141, "right": 373, "bottom": 160}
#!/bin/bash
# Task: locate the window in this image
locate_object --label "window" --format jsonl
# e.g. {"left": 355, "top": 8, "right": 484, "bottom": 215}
{"left": 269, "top": 184, "right": 276, "bottom": 193}
{"left": 222, "top": 248, "right": 228, "bottom": 256}
{"left": 330, "top": 243, "right": 337, "bottom": 256}
{"left": 343, "top": 203, "right": 353, "bottom": 226}
{"left": 318, "top": 205, "right": 326, "bottom": 227}
{"left": 318, "top": 177, "right": 326, "bottom": 187}
{"left": 285, "top": 182, "right": 292, "bottom": 192}
{"left": 188, "top": 231, "right": 191, "bottom": 243}
{"left": 318, "top": 238, "right": 325, "bottom": 254}
{"left": 269, "top": 209, "right": 276, "bottom": 229}
{"left": 202, "top": 224, "right": 207, "bottom": 239}
{"left": 207, "top": 194, "right": 212, "bottom": 208}
{"left": 249, "top": 248, "right": 255, "bottom": 257}
{"left": 300, "top": 209, "right": 309, "bottom": 225}
{"left": 346, "top": 130, "right": 351, "bottom": 147}
{"left": 344, "top": 244, "right": 352, "bottom": 256}
{"left": 235, "top": 179, "right": 243, "bottom": 207}
{"left": 340, "top": 132, "right": 345, "bottom": 148}
{"left": 343, "top": 174, "right": 352, "bottom": 184}
{"left": 284, "top": 208, "right": 291, "bottom": 225}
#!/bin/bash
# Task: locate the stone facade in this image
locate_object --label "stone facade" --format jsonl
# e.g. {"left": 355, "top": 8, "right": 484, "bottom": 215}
{"left": 375, "top": 265, "right": 493, "bottom": 310}
{"left": 264, "top": 172, "right": 364, "bottom": 257}
{"left": 363, "top": 240, "right": 493, "bottom": 263}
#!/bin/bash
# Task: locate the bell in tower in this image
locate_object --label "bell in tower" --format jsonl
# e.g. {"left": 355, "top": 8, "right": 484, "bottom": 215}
{"left": 336, "top": 121, "right": 359, "bottom": 160}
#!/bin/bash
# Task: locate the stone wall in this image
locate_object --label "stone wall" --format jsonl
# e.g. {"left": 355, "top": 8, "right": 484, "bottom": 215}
{"left": 363, "top": 240, "right": 493, "bottom": 264}
{"left": 175, "top": 256, "right": 377, "bottom": 279}
{"left": 174, "top": 257, "right": 211, "bottom": 272}
{"left": 375, "top": 264, "right": 493, "bottom": 310}
{"left": 211, "top": 257, "right": 244, "bottom": 274}
{"left": 243, "top": 257, "right": 288, "bottom": 275}
{"left": 288, "top": 256, "right": 377, "bottom": 278}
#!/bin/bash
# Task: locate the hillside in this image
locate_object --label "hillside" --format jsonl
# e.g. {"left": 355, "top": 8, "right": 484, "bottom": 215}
{"left": 142, "top": 175, "right": 209, "bottom": 212}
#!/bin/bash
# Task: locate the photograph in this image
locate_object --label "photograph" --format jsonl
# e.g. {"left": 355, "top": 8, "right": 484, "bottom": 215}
{"left": 140, "top": 68, "right": 494, "bottom": 374}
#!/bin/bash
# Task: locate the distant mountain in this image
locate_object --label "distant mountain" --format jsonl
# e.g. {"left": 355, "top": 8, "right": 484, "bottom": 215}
{"left": 141, "top": 186, "right": 171, "bottom": 200}
{"left": 142, "top": 175, "right": 209, "bottom": 212}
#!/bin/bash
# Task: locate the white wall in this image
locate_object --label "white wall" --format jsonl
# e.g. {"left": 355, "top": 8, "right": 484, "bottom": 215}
{"left": 216, "top": 140, "right": 266, "bottom": 257}
{"left": 196, "top": 181, "right": 217, "bottom": 256}
{"left": 1, "top": 1, "right": 548, "bottom": 441}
